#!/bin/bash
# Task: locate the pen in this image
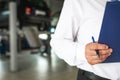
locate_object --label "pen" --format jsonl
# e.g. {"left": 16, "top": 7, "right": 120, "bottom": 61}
{"left": 92, "top": 36, "right": 100, "bottom": 58}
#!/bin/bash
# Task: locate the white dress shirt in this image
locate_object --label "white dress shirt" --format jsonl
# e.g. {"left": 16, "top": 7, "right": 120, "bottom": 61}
{"left": 50, "top": 0, "right": 120, "bottom": 79}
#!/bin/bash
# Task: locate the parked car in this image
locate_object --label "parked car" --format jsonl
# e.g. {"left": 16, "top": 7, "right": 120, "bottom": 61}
{"left": 0, "top": 0, "right": 51, "bottom": 54}
{"left": 0, "top": 0, "right": 51, "bottom": 31}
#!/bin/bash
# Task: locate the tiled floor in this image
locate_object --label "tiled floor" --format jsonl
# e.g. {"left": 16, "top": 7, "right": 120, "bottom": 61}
{"left": 0, "top": 50, "right": 78, "bottom": 80}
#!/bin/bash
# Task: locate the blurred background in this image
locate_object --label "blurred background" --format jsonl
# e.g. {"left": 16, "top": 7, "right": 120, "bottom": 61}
{"left": 0, "top": 0, "right": 78, "bottom": 80}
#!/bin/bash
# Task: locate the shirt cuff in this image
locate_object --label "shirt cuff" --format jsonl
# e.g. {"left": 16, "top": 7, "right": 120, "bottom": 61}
{"left": 75, "top": 43, "right": 88, "bottom": 65}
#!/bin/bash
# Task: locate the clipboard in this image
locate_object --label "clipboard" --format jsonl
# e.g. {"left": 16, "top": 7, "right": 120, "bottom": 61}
{"left": 98, "top": 1, "right": 120, "bottom": 63}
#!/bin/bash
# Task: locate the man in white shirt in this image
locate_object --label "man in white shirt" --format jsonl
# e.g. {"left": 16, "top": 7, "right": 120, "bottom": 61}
{"left": 50, "top": 0, "right": 120, "bottom": 80}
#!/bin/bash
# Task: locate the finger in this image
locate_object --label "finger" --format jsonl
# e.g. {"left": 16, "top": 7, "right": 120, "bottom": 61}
{"left": 99, "top": 48, "right": 112, "bottom": 55}
{"left": 99, "top": 49, "right": 112, "bottom": 61}
{"left": 90, "top": 43, "right": 108, "bottom": 50}
{"left": 89, "top": 59, "right": 102, "bottom": 65}
{"left": 85, "top": 50, "right": 100, "bottom": 57}
{"left": 99, "top": 54, "right": 109, "bottom": 60}
{"left": 86, "top": 55, "right": 100, "bottom": 61}
{"left": 86, "top": 54, "right": 103, "bottom": 65}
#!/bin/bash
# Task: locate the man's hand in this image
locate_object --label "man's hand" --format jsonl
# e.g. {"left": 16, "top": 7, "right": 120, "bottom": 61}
{"left": 85, "top": 42, "right": 112, "bottom": 65}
